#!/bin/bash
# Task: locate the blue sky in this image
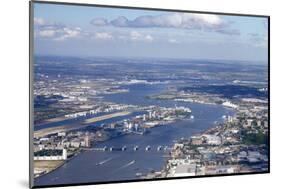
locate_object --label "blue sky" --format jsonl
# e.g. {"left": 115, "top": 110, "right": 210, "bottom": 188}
{"left": 33, "top": 3, "right": 268, "bottom": 63}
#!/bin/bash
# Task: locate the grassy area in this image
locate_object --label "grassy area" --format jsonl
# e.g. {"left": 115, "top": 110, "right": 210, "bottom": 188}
{"left": 242, "top": 131, "right": 268, "bottom": 145}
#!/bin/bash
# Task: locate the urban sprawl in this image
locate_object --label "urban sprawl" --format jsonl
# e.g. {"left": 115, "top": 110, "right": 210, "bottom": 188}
{"left": 33, "top": 57, "right": 268, "bottom": 181}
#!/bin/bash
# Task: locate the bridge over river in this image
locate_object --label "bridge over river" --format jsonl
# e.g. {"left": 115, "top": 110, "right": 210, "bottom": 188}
{"left": 86, "top": 145, "right": 173, "bottom": 152}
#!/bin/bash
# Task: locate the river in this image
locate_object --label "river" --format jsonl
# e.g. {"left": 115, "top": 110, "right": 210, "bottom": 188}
{"left": 34, "top": 83, "right": 234, "bottom": 186}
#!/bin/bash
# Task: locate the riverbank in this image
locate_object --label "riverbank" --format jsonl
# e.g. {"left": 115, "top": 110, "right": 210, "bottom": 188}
{"left": 34, "top": 149, "right": 82, "bottom": 179}
{"left": 158, "top": 100, "right": 268, "bottom": 177}
{"left": 34, "top": 160, "right": 64, "bottom": 178}
{"left": 35, "top": 101, "right": 234, "bottom": 185}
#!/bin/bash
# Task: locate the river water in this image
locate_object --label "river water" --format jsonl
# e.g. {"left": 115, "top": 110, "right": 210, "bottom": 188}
{"left": 35, "top": 83, "right": 234, "bottom": 186}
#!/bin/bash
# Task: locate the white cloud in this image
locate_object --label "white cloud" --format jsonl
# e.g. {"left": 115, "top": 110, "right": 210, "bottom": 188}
{"left": 216, "top": 29, "right": 240, "bottom": 35}
{"left": 53, "top": 27, "right": 81, "bottom": 41}
{"left": 34, "top": 17, "right": 46, "bottom": 26}
{"left": 90, "top": 18, "right": 108, "bottom": 26}
{"left": 38, "top": 30, "right": 56, "bottom": 37}
{"left": 94, "top": 32, "right": 113, "bottom": 40}
{"left": 129, "top": 31, "right": 154, "bottom": 42}
{"left": 130, "top": 31, "right": 142, "bottom": 41}
{"left": 255, "top": 36, "right": 268, "bottom": 48}
{"left": 144, "top": 34, "right": 154, "bottom": 42}
{"left": 168, "top": 39, "right": 180, "bottom": 44}
{"left": 93, "top": 13, "right": 224, "bottom": 30}
{"left": 118, "top": 35, "right": 127, "bottom": 40}
{"left": 34, "top": 17, "right": 83, "bottom": 41}
{"left": 191, "top": 14, "right": 223, "bottom": 27}
{"left": 248, "top": 33, "right": 268, "bottom": 48}
{"left": 91, "top": 13, "right": 239, "bottom": 35}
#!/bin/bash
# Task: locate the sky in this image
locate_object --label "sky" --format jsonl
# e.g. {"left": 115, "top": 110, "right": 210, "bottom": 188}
{"left": 33, "top": 3, "right": 268, "bottom": 63}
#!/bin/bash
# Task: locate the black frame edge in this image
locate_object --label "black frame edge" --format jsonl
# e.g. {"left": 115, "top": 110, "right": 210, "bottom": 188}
{"left": 32, "top": 0, "right": 270, "bottom": 18}
{"left": 29, "top": 1, "right": 35, "bottom": 188}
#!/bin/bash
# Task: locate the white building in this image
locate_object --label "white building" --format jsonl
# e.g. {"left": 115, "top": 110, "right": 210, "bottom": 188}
{"left": 222, "top": 101, "right": 238, "bottom": 109}
{"left": 203, "top": 134, "right": 222, "bottom": 145}
{"left": 173, "top": 163, "right": 196, "bottom": 177}
{"left": 58, "top": 132, "right": 66, "bottom": 137}
{"left": 34, "top": 149, "right": 67, "bottom": 161}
